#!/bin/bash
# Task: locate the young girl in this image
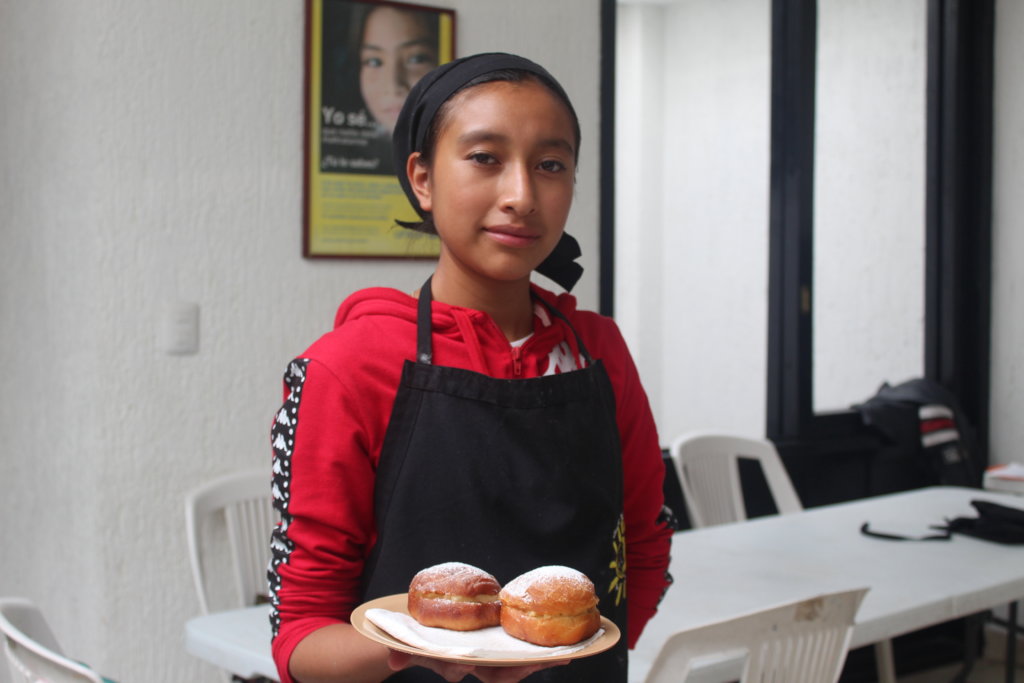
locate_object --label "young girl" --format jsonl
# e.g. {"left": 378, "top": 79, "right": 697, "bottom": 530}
{"left": 269, "top": 52, "right": 673, "bottom": 683}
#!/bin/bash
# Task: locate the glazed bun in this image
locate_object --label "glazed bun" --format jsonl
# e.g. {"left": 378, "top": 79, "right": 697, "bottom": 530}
{"left": 407, "top": 562, "right": 502, "bottom": 631}
{"left": 499, "top": 566, "right": 601, "bottom": 646}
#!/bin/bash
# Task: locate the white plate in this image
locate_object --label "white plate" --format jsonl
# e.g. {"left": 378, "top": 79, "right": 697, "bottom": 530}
{"left": 351, "top": 594, "right": 620, "bottom": 667}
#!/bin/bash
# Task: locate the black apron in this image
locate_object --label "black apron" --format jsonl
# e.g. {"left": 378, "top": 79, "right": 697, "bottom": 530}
{"left": 361, "top": 278, "right": 628, "bottom": 682}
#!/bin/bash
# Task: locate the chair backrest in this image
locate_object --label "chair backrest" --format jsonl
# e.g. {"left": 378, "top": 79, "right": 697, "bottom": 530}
{"left": 0, "top": 598, "right": 104, "bottom": 683}
{"left": 670, "top": 433, "right": 803, "bottom": 527}
{"left": 644, "top": 587, "right": 868, "bottom": 683}
{"left": 185, "top": 469, "right": 275, "bottom": 614}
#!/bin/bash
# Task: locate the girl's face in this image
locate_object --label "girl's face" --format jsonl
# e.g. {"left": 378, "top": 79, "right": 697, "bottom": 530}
{"left": 409, "top": 80, "right": 577, "bottom": 288}
{"left": 360, "top": 8, "right": 437, "bottom": 133}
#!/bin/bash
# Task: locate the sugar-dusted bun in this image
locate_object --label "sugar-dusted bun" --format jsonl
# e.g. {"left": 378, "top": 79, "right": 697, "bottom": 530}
{"left": 407, "top": 562, "right": 502, "bottom": 631}
{"left": 499, "top": 566, "right": 601, "bottom": 646}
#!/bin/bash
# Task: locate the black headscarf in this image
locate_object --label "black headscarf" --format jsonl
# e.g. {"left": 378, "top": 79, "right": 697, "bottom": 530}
{"left": 392, "top": 52, "right": 584, "bottom": 292}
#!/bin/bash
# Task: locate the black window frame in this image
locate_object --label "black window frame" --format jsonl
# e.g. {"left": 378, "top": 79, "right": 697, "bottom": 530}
{"left": 764, "top": 0, "right": 994, "bottom": 465}
{"left": 599, "top": 0, "right": 617, "bottom": 318}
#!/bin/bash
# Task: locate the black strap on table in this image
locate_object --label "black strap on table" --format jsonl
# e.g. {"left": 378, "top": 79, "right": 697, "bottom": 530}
{"left": 859, "top": 522, "right": 952, "bottom": 541}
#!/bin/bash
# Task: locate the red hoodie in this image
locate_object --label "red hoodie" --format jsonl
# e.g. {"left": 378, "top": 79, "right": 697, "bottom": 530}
{"left": 268, "top": 284, "right": 673, "bottom": 683}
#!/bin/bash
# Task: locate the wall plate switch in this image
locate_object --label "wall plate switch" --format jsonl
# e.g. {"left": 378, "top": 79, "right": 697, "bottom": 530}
{"left": 159, "top": 301, "right": 199, "bottom": 355}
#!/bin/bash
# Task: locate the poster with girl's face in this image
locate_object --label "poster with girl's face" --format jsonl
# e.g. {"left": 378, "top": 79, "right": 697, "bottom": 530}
{"left": 305, "top": 0, "right": 454, "bottom": 258}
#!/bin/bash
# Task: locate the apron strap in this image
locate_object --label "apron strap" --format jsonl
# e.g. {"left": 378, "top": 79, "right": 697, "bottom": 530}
{"left": 416, "top": 276, "right": 595, "bottom": 366}
{"left": 417, "top": 277, "right": 435, "bottom": 365}
{"left": 538, "top": 295, "right": 594, "bottom": 366}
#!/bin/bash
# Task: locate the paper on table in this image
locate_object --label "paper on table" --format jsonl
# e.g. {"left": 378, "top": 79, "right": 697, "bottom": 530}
{"left": 364, "top": 608, "right": 602, "bottom": 659}
{"left": 987, "top": 463, "right": 1024, "bottom": 481}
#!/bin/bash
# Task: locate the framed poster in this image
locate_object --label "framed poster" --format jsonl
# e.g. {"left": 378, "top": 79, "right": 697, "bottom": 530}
{"left": 304, "top": 0, "right": 455, "bottom": 258}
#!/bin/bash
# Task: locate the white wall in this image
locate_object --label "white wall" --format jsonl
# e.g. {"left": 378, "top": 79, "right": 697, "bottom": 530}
{"left": 813, "top": 0, "right": 927, "bottom": 413}
{"left": 0, "top": 1, "right": 602, "bottom": 681}
{"left": 990, "top": 0, "right": 1024, "bottom": 466}
{"left": 615, "top": 5, "right": 667, "bottom": 440}
{"left": 617, "top": 0, "right": 771, "bottom": 444}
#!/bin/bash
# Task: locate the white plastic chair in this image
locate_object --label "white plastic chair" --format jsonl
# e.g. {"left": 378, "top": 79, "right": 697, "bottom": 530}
{"left": 0, "top": 597, "right": 106, "bottom": 683}
{"left": 185, "top": 469, "right": 275, "bottom": 615}
{"left": 668, "top": 433, "right": 896, "bottom": 683}
{"left": 644, "top": 587, "right": 868, "bottom": 683}
{"left": 670, "top": 433, "right": 801, "bottom": 527}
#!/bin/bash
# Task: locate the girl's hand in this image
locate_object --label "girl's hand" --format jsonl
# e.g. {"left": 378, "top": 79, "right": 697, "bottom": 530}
{"left": 388, "top": 650, "right": 570, "bottom": 682}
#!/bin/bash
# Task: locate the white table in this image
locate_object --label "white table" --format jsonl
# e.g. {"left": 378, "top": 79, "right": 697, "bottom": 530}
{"left": 185, "top": 604, "right": 277, "bottom": 681}
{"left": 630, "top": 486, "right": 1024, "bottom": 682}
{"left": 184, "top": 487, "right": 1024, "bottom": 683}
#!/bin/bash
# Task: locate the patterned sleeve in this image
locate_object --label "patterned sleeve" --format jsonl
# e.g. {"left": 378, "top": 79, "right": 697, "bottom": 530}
{"left": 267, "top": 357, "right": 378, "bottom": 683}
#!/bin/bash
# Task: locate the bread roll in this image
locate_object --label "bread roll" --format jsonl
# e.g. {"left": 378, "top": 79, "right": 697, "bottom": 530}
{"left": 499, "top": 566, "right": 601, "bottom": 646}
{"left": 407, "top": 562, "right": 502, "bottom": 630}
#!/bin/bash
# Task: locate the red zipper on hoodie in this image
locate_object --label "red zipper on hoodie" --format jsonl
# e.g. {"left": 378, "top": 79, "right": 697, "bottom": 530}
{"left": 511, "top": 344, "right": 523, "bottom": 376}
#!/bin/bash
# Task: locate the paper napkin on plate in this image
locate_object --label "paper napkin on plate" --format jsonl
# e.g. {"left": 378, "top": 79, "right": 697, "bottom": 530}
{"left": 364, "top": 608, "right": 602, "bottom": 659}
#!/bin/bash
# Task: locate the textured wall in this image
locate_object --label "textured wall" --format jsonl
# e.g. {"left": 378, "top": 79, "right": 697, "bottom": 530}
{"left": 812, "top": 0, "right": 927, "bottom": 413}
{"left": 616, "top": 0, "right": 771, "bottom": 442}
{"left": 0, "top": 1, "right": 601, "bottom": 680}
{"left": 990, "top": 0, "right": 1024, "bottom": 466}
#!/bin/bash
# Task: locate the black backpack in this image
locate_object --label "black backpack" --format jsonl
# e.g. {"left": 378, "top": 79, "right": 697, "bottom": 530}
{"left": 854, "top": 378, "right": 980, "bottom": 488}
{"left": 945, "top": 499, "right": 1024, "bottom": 544}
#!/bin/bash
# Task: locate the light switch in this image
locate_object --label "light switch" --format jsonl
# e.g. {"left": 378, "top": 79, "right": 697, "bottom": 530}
{"left": 159, "top": 302, "right": 199, "bottom": 355}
